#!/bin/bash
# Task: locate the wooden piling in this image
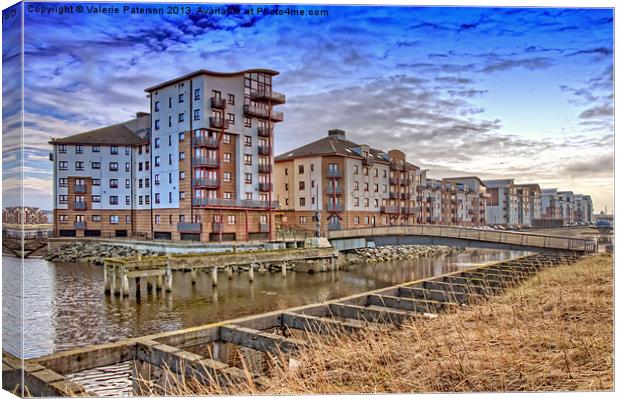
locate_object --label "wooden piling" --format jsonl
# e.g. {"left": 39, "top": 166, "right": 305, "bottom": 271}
{"left": 227, "top": 266, "right": 233, "bottom": 279}
{"left": 135, "top": 277, "right": 141, "bottom": 297}
{"left": 121, "top": 272, "right": 129, "bottom": 297}
{"left": 249, "top": 264, "right": 255, "bottom": 283}
{"left": 281, "top": 262, "right": 287, "bottom": 277}
{"left": 103, "top": 265, "right": 111, "bottom": 294}
{"left": 111, "top": 268, "right": 119, "bottom": 296}
{"left": 156, "top": 275, "right": 163, "bottom": 291}
{"left": 146, "top": 277, "right": 153, "bottom": 291}
{"left": 165, "top": 267, "right": 173, "bottom": 292}
{"left": 191, "top": 268, "right": 197, "bottom": 285}
{"left": 212, "top": 266, "right": 218, "bottom": 287}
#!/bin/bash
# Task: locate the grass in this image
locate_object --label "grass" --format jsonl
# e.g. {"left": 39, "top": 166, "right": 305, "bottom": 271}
{"left": 146, "top": 254, "right": 614, "bottom": 394}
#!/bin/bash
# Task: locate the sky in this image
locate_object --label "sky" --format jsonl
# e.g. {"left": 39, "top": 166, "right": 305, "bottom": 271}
{"left": 2, "top": 2, "right": 614, "bottom": 212}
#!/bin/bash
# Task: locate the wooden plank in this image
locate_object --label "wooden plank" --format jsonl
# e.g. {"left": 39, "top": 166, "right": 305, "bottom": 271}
{"left": 219, "top": 325, "right": 301, "bottom": 354}
{"left": 327, "top": 303, "right": 416, "bottom": 325}
{"left": 367, "top": 294, "right": 458, "bottom": 314}
{"left": 279, "top": 312, "right": 362, "bottom": 335}
{"left": 398, "top": 286, "right": 473, "bottom": 304}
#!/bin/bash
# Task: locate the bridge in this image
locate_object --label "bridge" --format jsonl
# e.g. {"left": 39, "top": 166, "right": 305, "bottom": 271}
{"left": 327, "top": 225, "right": 597, "bottom": 253}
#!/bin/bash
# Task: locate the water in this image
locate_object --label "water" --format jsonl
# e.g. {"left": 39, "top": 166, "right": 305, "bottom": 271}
{"left": 2, "top": 248, "right": 527, "bottom": 359}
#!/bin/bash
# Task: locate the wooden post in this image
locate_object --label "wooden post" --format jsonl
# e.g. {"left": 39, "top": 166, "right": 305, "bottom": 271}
{"left": 226, "top": 266, "right": 233, "bottom": 279}
{"left": 249, "top": 263, "right": 255, "bottom": 283}
{"left": 164, "top": 266, "right": 173, "bottom": 292}
{"left": 212, "top": 266, "right": 218, "bottom": 287}
{"left": 104, "top": 264, "right": 111, "bottom": 294}
{"left": 146, "top": 277, "right": 153, "bottom": 291}
{"left": 330, "top": 256, "right": 336, "bottom": 271}
{"left": 156, "top": 275, "right": 163, "bottom": 291}
{"left": 135, "top": 277, "right": 141, "bottom": 297}
{"left": 121, "top": 271, "right": 129, "bottom": 297}
{"left": 191, "top": 268, "right": 197, "bottom": 285}
{"left": 281, "top": 262, "right": 287, "bottom": 277}
{"left": 111, "top": 267, "right": 119, "bottom": 296}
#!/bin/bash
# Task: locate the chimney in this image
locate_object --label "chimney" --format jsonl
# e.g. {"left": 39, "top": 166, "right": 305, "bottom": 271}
{"left": 328, "top": 129, "right": 346, "bottom": 140}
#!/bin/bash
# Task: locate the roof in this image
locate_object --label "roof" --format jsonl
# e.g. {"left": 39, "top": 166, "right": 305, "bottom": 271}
{"left": 482, "top": 179, "right": 514, "bottom": 188}
{"left": 49, "top": 120, "right": 147, "bottom": 146}
{"left": 145, "top": 68, "right": 279, "bottom": 92}
{"left": 541, "top": 188, "right": 558, "bottom": 195}
{"left": 515, "top": 183, "right": 542, "bottom": 191}
{"left": 443, "top": 176, "right": 486, "bottom": 187}
{"left": 274, "top": 133, "right": 419, "bottom": 169}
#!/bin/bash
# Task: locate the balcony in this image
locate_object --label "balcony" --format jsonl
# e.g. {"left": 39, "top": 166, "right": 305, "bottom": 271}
{"left": 326, "top": 186, "right": 342, "bottom": 195}
{"left": 192, "top": 178, "right": 219, "bottom": 188}
{"left": 244, "top": 104, "right": 284, "bottom": 122}
{"left": 257, "top": 126, "right": 272, "bottom": 137}
{"left": 258, "top": 164, "right": 272, "bottom": 173}
{"left": 212, "top": 222, "right": 224, "bottom": 233}
{"left": 381, "top": 206, "right": 400, "bottom": 214}
{"left": 402, "top": 207, "right": 420, "bottom": 214}
{"left": 389, "top": 177, "right": 399, "bottom": 185}
{"left": 400, "top": 179, "right": 409, "bottom": 186}
{"left": 209, "top": 116, "right": 229, "bottom": 129}
{"left": 74, "top": 221, "right": 86, "bottom": 229}
{"left": 259, "top": 182, "right": 273, "bottom": 192}
{"left": 177, "top": 223, "right": 202, "bottom": 234}
{"left": 327, "top": 203, "right": 343, "bottom": 212}
{"left": 416, "top": 185, "right": 426, "bottom": 191}
{"left": 193, "top": 198, "right": 279, "bottom": 209}
{"left": 259, "top": 223, "right": 270, "bottom": 233}
{"left": 192, "top": 156, "right": 219, "bottom": 168}
{"left": 390, "top": 162, "right": 404, "bottom": 171}
{"left": 362, "top": 157, "right": 375, "bottom": 166}
{"left": 258, "top": 145, "right": 271, "bottom": 156}
{"left": 328, "top": 222, "right": 342, "bottom": 231}
{"left": 389, "top": 192, "right": 399, "bottom": 200}
{"left": 73, "top": 201, "right": 86, "bottom": 210}
{"left": 400, "top": 192, "right": 411, "bottom": 200}
{"left": 326, "top": 169, "right": 341, "bottom": 178}
{"left": 74, "top": 185, "right": 86, "bottom": 194}
{"left": 250, "top": 89, "right": 286, "bottom": 104}
{"left": 210, "top": 97, "right": 226, "bottom": 109}
{"left": 193, "top": 136, "right": 219, "bottom": 148}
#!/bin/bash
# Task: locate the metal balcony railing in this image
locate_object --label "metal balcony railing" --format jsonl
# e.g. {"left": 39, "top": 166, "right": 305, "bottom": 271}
{"left": 74, "top": 185, "right": 86, "bottom": 194}
{"left": 381, "top": 206, "right": 400, "bottom": 214}
{"left": 257, "top": 126, "right": 272, "bottom": 137}
{"left": 243, "top": 105, "right": 284, "bottom": 122}
{"left": 177, "top": 223, "right": 202, "bottom": 233}
{"left": 327, "top": 203, "right": 343, "bottom": 212}
{"left": 258, "top": 145, "right": 271, "bottom": 156}
{"left": 389, "top": 177, "right": 399, "bottom": 185}
{"left": 193, "top": 198, "right": 279, "bottom": 208}
{"left": 326, "top": 169, "right": 341, "bottom": 178}
{"left": 210, "top": 97, "right": 226, "bottom": 109}
{"left": 258, "top": 164, "right": 272, "bottom": 173}
{"left": 74, "top": 221, "right": 86, "bottom": 229}
{"left": 250, "top": 90, "right": 286, "bottom": 104}
{"left": 259, "top": 182, "right": 272, "bottom": 192}
{"left": 209, "top": 116, "right": 229, "bottom": 129}
{"left": 326, "top": 186, "right": 342, "bottom": 195}
{"left": 192, "top": 156, "right": 219, "bottom": 168}
{"left": 259, "top": 223, "right": 270, "bottom": 233}
{"left": 192, "top": 178, "right": 219, "bottom": 188}
{"left": 73, "top": 201, "right": 86, "bottom": 210}
{"left": 193, "top": 136, "right": 219, "bottom": 148}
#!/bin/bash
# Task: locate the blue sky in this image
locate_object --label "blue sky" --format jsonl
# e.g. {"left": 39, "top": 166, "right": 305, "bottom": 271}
{"left": 2, "top": 2, "right": 614, "bottom": 211}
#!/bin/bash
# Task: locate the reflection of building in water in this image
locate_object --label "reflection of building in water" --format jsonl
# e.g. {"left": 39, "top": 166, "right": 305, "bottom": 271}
{"left": 2, "top": 206, "right": 49, "bottom": 224}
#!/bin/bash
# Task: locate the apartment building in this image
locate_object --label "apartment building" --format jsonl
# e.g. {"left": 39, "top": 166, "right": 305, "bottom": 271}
{"left": 540, "top": 188, "right": 561, "bottom": 220}
{"left": 574, "top": 194, "right": 593, "bottom": 224}
{"left": 274, "top": 129, "right": 419, "bottom": 233}
{"left": 483, "top": 179, "right": 518, "bottom": 226}
{"left": 50, "top": 69, "right": 284, "bottom": 241}
{"left": 443, "top": 177, "right": 488, "bottom": 226}
{"left": 416, "top": 171, "right": 443, "bottom": 224}
{"left": 515, "top": 183, "right": 541, "bottom": 226}
{"left": 557, "top": 191, "right": 576, "bottom": 225}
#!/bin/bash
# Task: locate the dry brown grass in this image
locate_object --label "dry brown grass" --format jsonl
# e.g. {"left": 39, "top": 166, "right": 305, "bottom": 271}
{"left": 162, "top": 254, "right": 614, "bottom": 394}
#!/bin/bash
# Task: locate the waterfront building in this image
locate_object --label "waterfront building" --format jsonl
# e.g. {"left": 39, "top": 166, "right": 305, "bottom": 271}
{"left": 558, "top": 191, "right": 576, "bottom": 225}
{"left": 540, "top": 188, "right": 561, "bottom": 220}
{"left": 574, "top": 194, "right": 593, "bottom": 224}
{"left": 483, "top": 179, "right": 518, "bottom": 226}
{"left": 443, "top": 177, "right": 488, "bottom": 226}
{"left": 2, "top": 206, "right": 49, "bottom": 225}
{"left": 274, "top": 129, "right": 419, "bottom": 234}
{"left": 515, "top": 183, "right": 541, "bottom": 226}
{"left": 50, "top": 69, "right": 284, "bottom": 241}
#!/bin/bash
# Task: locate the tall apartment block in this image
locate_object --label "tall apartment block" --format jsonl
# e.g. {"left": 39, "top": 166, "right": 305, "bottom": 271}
{"left": 443, "top": 177, "right": 488, "bottom": 226}
{"left": 515, "top": 183, "right": 542, "bottom": 226}
{"left": 274, "top": 129, "right": 420, "bottom": 233}
{"left": 483, "top": 179, "right": 519, "bottom": 226}
{"left": 574, "top": 194, "right": 593, "bottom": 223}
{"left": 50, "top": 69, "right": 284, "bottom": 241}
{"left": 541, "top": 188, "right": 561, "bottom": 220}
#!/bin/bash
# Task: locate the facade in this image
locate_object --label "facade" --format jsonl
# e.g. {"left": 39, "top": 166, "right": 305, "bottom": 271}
{"left": 483, "top": 179, "right": 518, "bottom": 226}
{"left": 2, "top": 206, "right": 49, "bottom": 224}
{"left": 443, "top": 177, "right": 488, "bottom": 226}
{"left": 274, "top": 129, "right": 419, "bottom": 234}
{"left": 574, "top": 194, "right": 593, "bottom": 224}
{"left": 540, "top": 188, "right": 561, "bottom": 220}
{"left": 558, "top": 191, "right": 576, "bottom": 225}
{"left": 515, "top": 183, "right": 541, "bottom": 226}
{"left": 50, "top": 69, "right": 284, "bottom": 241}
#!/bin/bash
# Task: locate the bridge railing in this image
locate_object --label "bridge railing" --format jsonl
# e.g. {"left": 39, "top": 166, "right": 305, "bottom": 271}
{"left": 327, "top": 225, "right": 597, "bottom": 252}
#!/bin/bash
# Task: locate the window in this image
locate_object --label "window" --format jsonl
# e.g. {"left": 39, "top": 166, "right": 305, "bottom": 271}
{"left": 91, "top": 161, "right": 100, "bottom": 170}
{"left": 126, "top": 215, "right": 131, "bottom": 224}
{"left": 223, "top": 153, "right": 231, "bottom": 163}
{"left": 154, "top": 101, "right": 160, "bottom": 111}
{"left": 125, "top": 162, "right": 130, "bottom": 172}
{"left": 300, "top": 216, "right": 307, "bottom": 224}
{"left": 374, "top": 169, "right": 379, "bottom": 177}
{"left": 354, "top": 216, "right": 360, "bottom": 225}
{"left": 92, "top": 215, "right": 101, "bottom": 222}
{"left": 227, "top": 94, "right": 235, "bottom": 105}
{"left": 111, "top": 146, "right": 118, "bottom": 155}
{"left": 179, "top": 171, "right": 185, "bottom": 180}
{"left": 354, "top": 197, "right": 360, "bottom": 206}
{"left": 364, "top": 198, "right": 369, "bottom": 207}
{"left": 109, "top": 162, "right": 118, "bottom": 171}
{"left": 92, "top": 195, "right": 101, "bottom": 203}
{"left": 244, "top": 136, "right": 252, "bottom": 146}
{"left": 298, "top": 165, "right": 304, "bottom": 174}
{"left": 300, "top": 197, "right": 306, "bottom": 206}
{"left": 223, "top": 134, "right": 231, "bottom": 144}
{"left": 227, "top": 113, "right": 235, "bottom": 125}
{"left": 168, "top": 97, "right": 172, "bottom": 108}
{"left": 155, "top": 215, "right": 161, "bottom": 224}
{"left": 179, "top": 152, "right": 185, "bottom": 160}
{"left": 92, "top": 145, "right": 100, "bottom": 153}
{"left": 179, "top": 93, "right": 184, "bottom": 103}
{"left": 178, "top": 113, "right": 185, "bottom": 122}
{"left": 374, "top": 183, "right": 379, "bottom": 192}
{"left": 59, "top": 215, "right": 69, "bottom": 223}
{"left": 168, "top": 154, "right": 172, "bottom": 165}
{"left": 154, "top": 174, "right": 160, "bottom": 185}
{"left": 194, "top": 88, "right": 200, "bottom": 100}
{"left": 126, "top": 196, "right": 131, "bottom": 205}
{"left": 155, "top": 193, "right": 160, "bottom": 204}
{"left": 179, "top": 132, "right": 185, "bottom": 141}
{"left": 109, "top": 215, "right": 119, "bottom": 224}
{"left": 383, "top": 170, "right": 387, "bottom": 178}
{"left": 168, "top": 116, "right": 172, "bottom": 127}
{"left": 74, "top": 161, "right": 84, "bottom": 171}
{"left": 145, "top": 178, "right": 150, "bottom": 188}
{"left": 245, "top": 193, "right": 253, "bottom": 200}
{"left": 145, "top": 161, "right": 150, "bottom": 170}
{"left": 354, "top": 181, "right": 359, "bottom": 190}
{"left": 353, "top": 165, "right": 358, "bottom": 174}
{"left": 138, "top": 179, "right": 143, "bottom": 188}
{"left": 193, "top": 109, "right": 200, "bottom": 120}
{"left": 244, "top": 117, "right": 251, "bottom": 127}
{"left": 245, "top": 173, "right": 252, "bottom": 184}
{"left": 227, "top": 215, "right": 236, "bottom": 225}
{"left": 59, "top": 161, "right": 68, "bottom": 170}
{"left": 299, "top": 181, "right": 305, "bottom": 190}
{"left": 364, "top": 167, "right": 369, "bottom": 176}
{"left": 110, "top": 196, "right": 118, "bottom": 205}
{"left": 93, "top": 179, "right": 100, "bottom": 186}
{"left": 223, "top": 172, "right": 231, "bottom": 182}
{"left": 109, "top": 179, "right": 118, "bottom": 188}
{"left": 125, "top": 146, "right": 130, "bottom": 155}
{"left": 138, "top": 162, "right": 143, "bottom": 171}
{"left": 364, "top": 182, "right": 369, "bottom": 191}
{"left": 285, "top": 183, "right": 289, "bottom": 191}
{"left": 145, "top": 195, "right": 150, "bottom": 204}
{"left": 179, "top": 191, "right": 185, "bottom": 200}
{"left": 58, "top": 144, "right": 67, "bottom": 153}
{"left": 244, "top": 155, "right": 252, "bottom": 165}
{"left": 125, "top": 179, "right": 130, "bottom": 188}
{"left": 374, "top": 199, "right": 379, "bottom": 207}
{"left": 284, "top": 168, "right": 288, "bottom": 176}
{"left": 58, "top": 195, "right": 68, "bottom": 204}
{"left": 138, "top": 196, "right": 144, "bottom": 205}
{"left": 168, "top": 135, "right": 172, "bottom": 146}
{"left": 168, "top": 192, "right": 172, "bottom": 203}
{"left": 59, "top": 178, "right": 68, "bottom": 187}
{"left": 154, "top": 156, "right": 160, "bottom": 167}
{"left": 224, "top": 192, "right": 232, "bottom": 199}
{"left": 154, "top": 138, "right": 160, "bottom": 148}
{"left": 75, "top": 145, "right": 83, "bottom": 154}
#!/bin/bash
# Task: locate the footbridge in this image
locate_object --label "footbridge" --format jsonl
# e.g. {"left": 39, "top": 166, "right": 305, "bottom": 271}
{"left": 327, "top": 225, "right": 597, "bottom": 253}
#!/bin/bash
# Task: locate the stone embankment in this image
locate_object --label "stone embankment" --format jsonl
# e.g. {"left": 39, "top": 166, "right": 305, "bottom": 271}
{"left": 45, "top": 242, "right": 163, "bottom": 265}
{"left": 339, "top": 245, "right": 461, "bottom": 266}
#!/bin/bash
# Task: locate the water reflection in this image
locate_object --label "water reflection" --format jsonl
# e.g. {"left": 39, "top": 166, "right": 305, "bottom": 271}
{"left": 2, "top": 248, "right": 527, "bottom": 358}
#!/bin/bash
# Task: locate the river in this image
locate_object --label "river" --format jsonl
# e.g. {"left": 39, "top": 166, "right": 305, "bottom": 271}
{"left": 2, "top": 248, "right": 528, "bottom": 359}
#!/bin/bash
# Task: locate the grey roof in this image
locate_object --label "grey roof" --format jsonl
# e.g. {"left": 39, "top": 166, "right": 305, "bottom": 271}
{"left": 541, "top": 188, "right": 558, "bottom": 195}
{"left": 50, "top": 119, "right": 149, "bottom": 146}
{"left": 145, "top": 68, "right": 279, "bottom": 92}
{"left": 482, "top": 179, "right": 514, "bottom": 188}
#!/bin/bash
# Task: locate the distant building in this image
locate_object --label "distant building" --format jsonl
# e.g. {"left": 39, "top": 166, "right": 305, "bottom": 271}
{"left": 515, "top": 183, "right": 541, "bottom": 226}
{"left": 483, "top": 179, "right": 518, "bottom": 226}
{"left": 2, "top": 206, "right": 49, "bottom": 225}
{"left": 574, "top": 194, "right": 593, "bottom": 223}
{"left": 442, "top": 177, "right": 488, "bottom": 227}
{"left": 558, "top": 191, "right": 576, "bottom": 225}
{"left": 540, "top": 188, "right": 561, "bottom": 220}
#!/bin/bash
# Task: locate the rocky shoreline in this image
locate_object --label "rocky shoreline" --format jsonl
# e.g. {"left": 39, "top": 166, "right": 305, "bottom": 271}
{"left": 45, "top": 242, "right": 163, "bottom": 265}
{"left": 339, "top": 245, "right": 461, "bottom": 266}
